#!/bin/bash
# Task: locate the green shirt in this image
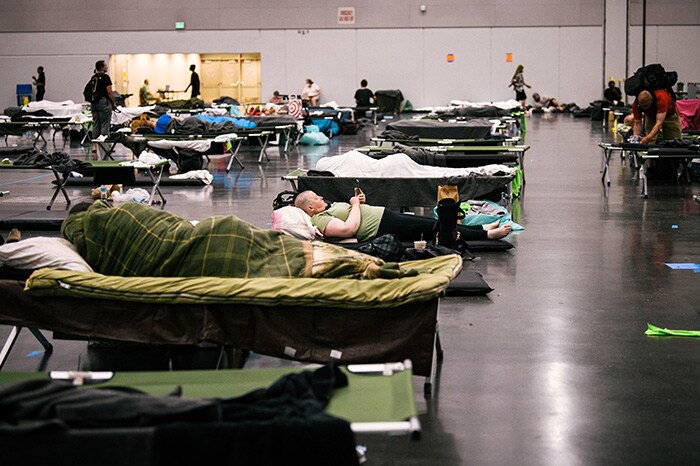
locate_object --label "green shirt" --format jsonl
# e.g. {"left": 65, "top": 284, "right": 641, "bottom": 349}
{"left": 311, "top": 202, "right": 385, "bottom": 243}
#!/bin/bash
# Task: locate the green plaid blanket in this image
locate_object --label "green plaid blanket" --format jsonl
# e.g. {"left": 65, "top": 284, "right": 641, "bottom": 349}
{"left": 61, "top": 201, "right": 311, "bottom": 278}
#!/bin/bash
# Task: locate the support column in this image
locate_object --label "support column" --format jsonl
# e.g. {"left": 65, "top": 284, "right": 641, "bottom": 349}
{"left": 604, "top": 0, "right": 628, "bottom": 100}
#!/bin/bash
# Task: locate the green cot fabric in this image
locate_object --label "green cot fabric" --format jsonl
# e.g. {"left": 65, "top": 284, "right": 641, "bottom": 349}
{"left": 511, "top": 167, "right": 523, "bottom": 198}
{"left": 311, "top": 202, "right": 385, "bottom": 243}
{"left": 25, "top": 255, "right": 462, "bottom": 309}
{"left": 645, "top": 323, "right": 700, "bottom": 338}
{"left": 61, "top": 201, "right": 311, "bottom": 278}
{"left": 0, "top": 367, "right": 417, "bottom": 424}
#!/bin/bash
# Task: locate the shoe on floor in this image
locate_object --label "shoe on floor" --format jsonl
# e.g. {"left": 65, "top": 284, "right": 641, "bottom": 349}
{"left": 7, "top": 228, "right": 21, "bottom": 243}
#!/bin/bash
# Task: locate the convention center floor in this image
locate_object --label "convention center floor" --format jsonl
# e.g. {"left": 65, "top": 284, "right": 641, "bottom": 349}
{"left": 1, "top": 113, "right": 699, "bottom": 464}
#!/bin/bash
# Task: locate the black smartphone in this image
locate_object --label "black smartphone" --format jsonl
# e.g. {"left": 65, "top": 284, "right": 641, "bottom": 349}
{"left": 354, "top": 179, "right": 362, "bottom": 196}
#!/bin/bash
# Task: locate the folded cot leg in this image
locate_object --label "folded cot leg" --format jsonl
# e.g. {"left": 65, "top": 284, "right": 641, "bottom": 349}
{"left": 47, "top": 169, "right": 72, "bottom": 211}
{"left": 601, "top": 149, "right": 611, "bottom": 186}
{"left": 146, "top": 166, "right": 167, "bottom": 206}
{"left": 226, "top": 140, "right": 244, "bottom": 172}
{"left": 282, "top": 127, "right": 292, "bottom": 152}
{"left": 424, "top": 324, "right": 443, "bottom": 396}
{"left": 33, "top": 129, "right": 47, "bottom": 147}
{"left": 0, "top": 327, "right": 53, "bottom": 370}
{"left": 640, "top": 160, "right": 648, "bottom": 198}
{"left": 257, "top": 133, "right": 271, "bottom": 163}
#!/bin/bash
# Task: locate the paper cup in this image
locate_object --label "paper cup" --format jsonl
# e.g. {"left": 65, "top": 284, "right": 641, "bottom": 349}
{"left": 414, "top": 240, "right": 427, "bottom": 250}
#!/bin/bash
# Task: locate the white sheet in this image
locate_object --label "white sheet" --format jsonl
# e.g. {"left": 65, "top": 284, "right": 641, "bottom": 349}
{"left": 315, "top": 150, "right": 517, "bottom": 178}
{"left": 23, "top": 100, "right": 84, "bottom": 118}
{"left": 413, "top": 99, "right": 522, "bottom": 113}
{"left": 448, "top": 99, "right": 522, "bottom": 110}
{"left": 146, "top": 139, "right": 212, "bottom": 152}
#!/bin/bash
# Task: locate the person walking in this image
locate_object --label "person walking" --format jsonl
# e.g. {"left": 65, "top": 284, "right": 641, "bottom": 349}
{"left": 509, "top": 64, "right": 531, "bottom": 111}
{"left": 184, "top": 64, "right": 200, "bottom": 99}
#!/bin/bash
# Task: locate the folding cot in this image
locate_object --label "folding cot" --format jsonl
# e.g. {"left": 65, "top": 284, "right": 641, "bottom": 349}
{"left": 0, "top": 159, "right": 169, "bottom": 210}
{"left": 371, "top": 135, "right": 519, "bottom": 147}
{"left": 283, "top": 168, "right": 514, "bottom": 210}
{"left": 386, "top": 118, "right": 505, "bottom": 140}
{"left": 598, "top": 142, "right": 699, "bottom": 197}
{"left": 0, "top": 362, "right": 420, "bottom": 464}
{"left": 357, "top": 144, "right": 529, "bottom": 175}
{"left": 598, "top": 142, "right": 647, "bottom": 186}
{"left": 0, "top": 117, "right": 72, "bottom": 146}
{"left": 95, "top": 131, "right": 247, "bottom": 170}
{"left": 638, "top": 146, "right": 700, "bottom": 198}
{"left": 0, "top": 254, "right": 460, "bottom": 394}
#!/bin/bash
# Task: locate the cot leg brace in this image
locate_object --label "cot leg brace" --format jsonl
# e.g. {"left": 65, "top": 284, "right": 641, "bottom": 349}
{"left": 640, "top": 159, "right": 648, "bottom": 198}
{"left": 226, "top": 139, "right": 244, "bottom": 172}
{"left": 257, "top": 133, "right": 271, "bottom": 163}
{"left": 80, "top": 123, "right": 92, "bottom": 145}
{"left": 145, "top": 166, "right": 167, "bottom": 206}
{"left": 280, "top": 126, "right": 292, "bottom": 152}
{"left": 424, "top": 324, "right": 443, "bottom": 397}
{"left": 32, "top": 128, "right": 48, "bottom": 147}
{"left": 0, "top": 326, "right": 53, "bottom": 370}
{"left": 47, "top": 168, "right": 72, "bottom": 210}
{"left": 601, "top": 147, "right": 612, "bottom": 186}
{"left": 93, "top": 140, "right": 119, "bottom": 160}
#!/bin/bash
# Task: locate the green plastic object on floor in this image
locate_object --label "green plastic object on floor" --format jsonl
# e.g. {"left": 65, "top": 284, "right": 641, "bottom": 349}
{"left": 511, "top": 167, "right": 523, "bottom": 198}
{"left": 645, "top": 323, "right": 700, "bottom": 337}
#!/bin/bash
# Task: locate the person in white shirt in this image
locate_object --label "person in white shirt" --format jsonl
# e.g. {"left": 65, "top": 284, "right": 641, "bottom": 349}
{"left": 301, "top": 78, "right": 320, "bottom": 106}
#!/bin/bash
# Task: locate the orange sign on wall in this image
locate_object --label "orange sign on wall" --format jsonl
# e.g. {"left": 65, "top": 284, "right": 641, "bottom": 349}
{"left": 446, "top": 53, "right": 455, "bottom": 63}
{"left": 506, "top": 53, "right": 513, "bottom": 63}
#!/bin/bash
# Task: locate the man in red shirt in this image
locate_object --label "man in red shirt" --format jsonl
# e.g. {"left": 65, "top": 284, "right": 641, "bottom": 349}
{"left": 632, "top": 89, "right": 681, "bottom": 144}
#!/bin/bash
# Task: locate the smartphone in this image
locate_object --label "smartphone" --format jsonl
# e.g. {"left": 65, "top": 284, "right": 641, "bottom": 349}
{"left": 354, "top": 179, "right": 362, "bottom": 196}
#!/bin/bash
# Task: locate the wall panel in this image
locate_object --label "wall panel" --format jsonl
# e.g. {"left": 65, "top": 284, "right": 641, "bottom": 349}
{"left": 0, "top": 23, "right": 696, "bottom": 108}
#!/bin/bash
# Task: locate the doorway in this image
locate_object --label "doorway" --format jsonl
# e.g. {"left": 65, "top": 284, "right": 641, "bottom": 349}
{"left": 200, "top": 53, "right": 261, "bottom": 104}
{"left": 108, "top": 53, "right": 261, "bottom": 105}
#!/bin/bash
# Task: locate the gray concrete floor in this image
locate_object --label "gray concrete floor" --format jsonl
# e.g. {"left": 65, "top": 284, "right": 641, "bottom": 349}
{"left": 1, "top": 113, "right": 699, "bottom": 464}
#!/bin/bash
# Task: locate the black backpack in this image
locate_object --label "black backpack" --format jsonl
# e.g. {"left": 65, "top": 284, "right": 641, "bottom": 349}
{"left": 83, "top": 74, "right": 101, "bottom": 103}
{"left": 625, "top": 64, "right": 678, "bottom": 97}
{"left": 272, "top": 190, "right": 297, "bottom": 210}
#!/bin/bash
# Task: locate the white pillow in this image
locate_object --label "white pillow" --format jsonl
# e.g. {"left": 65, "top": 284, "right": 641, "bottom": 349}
{"left": 271, "top": 206, "right": 321, "bottom": 240}
{"left": 0, "top": 237, "right": 93, "bottom": 272}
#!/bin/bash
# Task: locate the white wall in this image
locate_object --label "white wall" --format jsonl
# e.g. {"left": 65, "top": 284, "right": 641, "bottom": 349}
{"left": 628, "top": 26, "right": 700, "bottom": 85}
{"left": 0, "top": 27, "right": 607, "bottom": 110}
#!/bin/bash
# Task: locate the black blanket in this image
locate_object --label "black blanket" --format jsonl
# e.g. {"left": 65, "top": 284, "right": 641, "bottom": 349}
{"left": 0, "top": 365, "right": 358, "bottom": 466}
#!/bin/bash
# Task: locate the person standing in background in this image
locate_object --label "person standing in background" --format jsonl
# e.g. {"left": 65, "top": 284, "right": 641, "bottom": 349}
{"left": 184, "top": 64, "right": 200, "bottom": 99}
{"left": 508, "top": 64, "right": 531, "bottom": 111}
{"left": 89, "top": 60, "right": 117, "bottom": 139}
{"left": 32, "top": 66, "right": 45, "bottom": 101}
